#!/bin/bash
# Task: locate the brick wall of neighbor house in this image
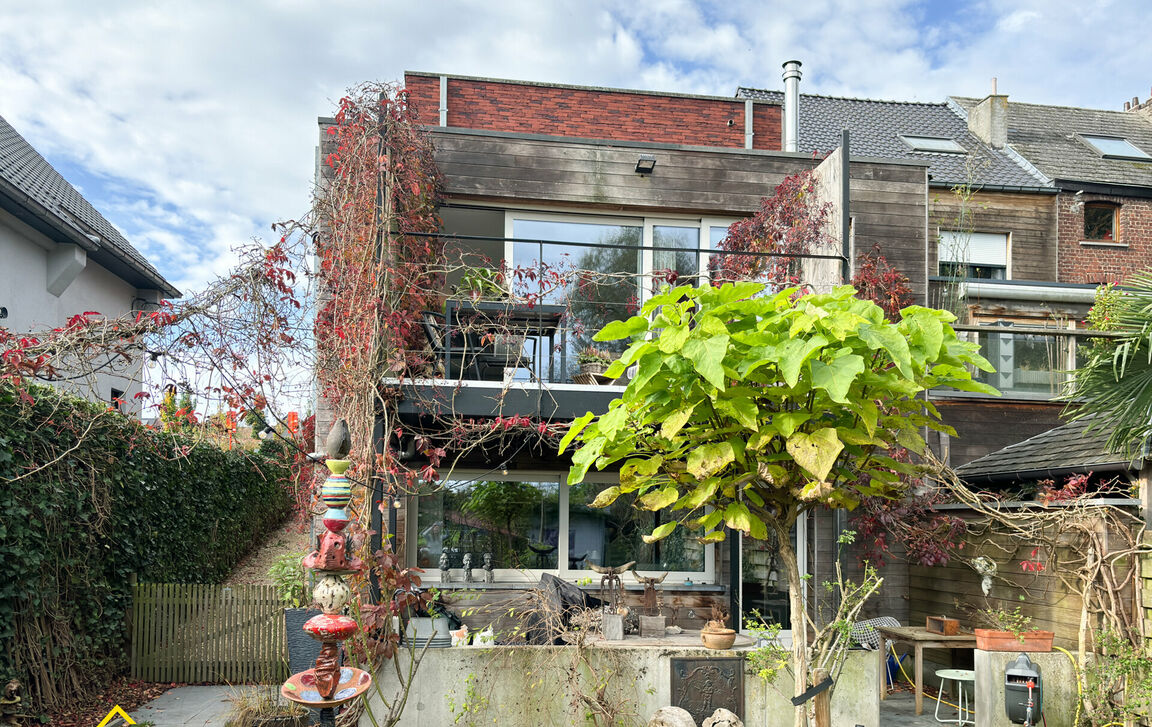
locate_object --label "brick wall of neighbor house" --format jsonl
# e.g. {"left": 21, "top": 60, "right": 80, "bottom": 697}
{"left": 1057, "top": 191, "right": 1152, "bottom": 284}
{"left": 404, "top": 73, "right": 782, "bottom": 150}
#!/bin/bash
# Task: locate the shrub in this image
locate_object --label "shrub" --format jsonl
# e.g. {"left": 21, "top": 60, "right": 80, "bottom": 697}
{"left": 0, "top": 382, "right": 293, "bottom": 715}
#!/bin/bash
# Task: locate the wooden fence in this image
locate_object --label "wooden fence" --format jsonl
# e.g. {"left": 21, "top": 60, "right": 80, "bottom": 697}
{"left": 1143, "top": 532, "right": 1152, "bottom": 654}
{"left": 131, "top": 583, "right": 288, "bottom": 683}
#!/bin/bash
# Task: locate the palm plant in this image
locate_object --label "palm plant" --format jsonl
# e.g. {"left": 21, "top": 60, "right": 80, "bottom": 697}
{"left": 1063, "top": 272, "right": 1152, "bottom": 457}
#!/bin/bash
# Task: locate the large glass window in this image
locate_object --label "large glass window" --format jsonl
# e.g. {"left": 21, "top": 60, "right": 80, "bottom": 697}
{"left": 651, "top": 225, "right": 700, "bottom": 291}
{"left": 512, "top": 219, "right": 642, "bottom": 373}
{"left": 416, "top": 478, "right": 560, "bottom": 571}
{"left": 414, "top": 473, "right": 713, "bottom": 579}
{"left": 568, "top": 480, "right": 705, "bottom": 572}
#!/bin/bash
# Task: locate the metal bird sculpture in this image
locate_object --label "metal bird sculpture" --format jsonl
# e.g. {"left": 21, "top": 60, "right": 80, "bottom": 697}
{"left": 325, "top": 419, "right": 351, "bottom": 460}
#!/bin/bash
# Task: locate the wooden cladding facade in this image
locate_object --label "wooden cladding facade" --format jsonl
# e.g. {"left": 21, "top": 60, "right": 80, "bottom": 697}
{"left": 933, "top": 398, "right": 1067, "bottom": 468}
{"left": 427, "top": 128, "right": 929, "bottom": 302}
{"left": 928, "top": 189, "right": 1059, "bottom": 284}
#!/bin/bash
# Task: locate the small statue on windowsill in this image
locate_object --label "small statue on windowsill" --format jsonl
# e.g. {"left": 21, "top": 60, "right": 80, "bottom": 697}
{"left": 439, "top": 549, "right": 451, "bottom": 584}
{"left": 483, "top": 552, "right": 494, "bottom": 583}
{"left": 462, "top": 552, "right": 473, "bottom": 583}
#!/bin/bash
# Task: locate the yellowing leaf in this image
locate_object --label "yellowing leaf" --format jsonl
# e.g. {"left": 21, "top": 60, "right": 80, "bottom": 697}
{"left": 590, "top": 486, "right": 622, "bottom": 508}
{"left": 661, "top": 403, "right": 697, "bottom": 440}
{"left": 641, "top": 521, "right": 677, "bottom": 543}
{"left": 639, "top": 486, "right": 679, "bottom": 511}
{"left": 785, "top": 427, "right": 844, "bottom": 481}
{"left": 687, "top": 442, "right": 735, "bottom": 479}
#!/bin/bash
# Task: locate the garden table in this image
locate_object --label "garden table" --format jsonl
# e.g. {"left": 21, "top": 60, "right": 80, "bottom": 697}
{"left": 874, "top": 625, "right": 976, "bottom": 715}
{"left": 445, "top": 300, "right": 566, "bottom": 382}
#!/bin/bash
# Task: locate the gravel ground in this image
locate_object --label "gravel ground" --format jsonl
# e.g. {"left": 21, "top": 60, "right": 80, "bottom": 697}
{"left": 224, "top": 518, "right": 313, "bottom": 586}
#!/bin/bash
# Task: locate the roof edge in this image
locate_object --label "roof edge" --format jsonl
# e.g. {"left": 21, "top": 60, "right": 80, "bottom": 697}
{"left": 407, "top": 71, "right": 780, "bottom": 106}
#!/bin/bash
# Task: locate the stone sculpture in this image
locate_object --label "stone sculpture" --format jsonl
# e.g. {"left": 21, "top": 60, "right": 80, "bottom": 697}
{"left": 439, "top": 549, "right": 451, "bottom": 583}
{"left": 483, "top": 552, "right": 494, "bottom": 583}
{"left": 648, "top": 706, "right": 696, "bottom": 727}
{"left": 462, "top": 552, "right": 473, "bottom": 583}
{"left": 702, "top": 708, "right": 742, "bottom": 727}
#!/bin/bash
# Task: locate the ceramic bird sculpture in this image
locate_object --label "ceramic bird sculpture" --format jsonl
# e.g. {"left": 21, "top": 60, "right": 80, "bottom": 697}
{"left": 325, "top": 419, "right": 351, "bottom": 459}
{"left": 587, "top": 561, "right": 635, "bottom": 575}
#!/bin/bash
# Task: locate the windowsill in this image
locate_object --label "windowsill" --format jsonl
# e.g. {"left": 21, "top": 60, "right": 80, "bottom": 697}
{"left": 1079, "top": 240, "right": 1127, "bottom": 248}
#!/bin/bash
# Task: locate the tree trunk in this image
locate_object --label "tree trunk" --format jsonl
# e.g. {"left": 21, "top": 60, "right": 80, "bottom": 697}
{"left": 774, "top": 517, "right": 808, "bottom": 727}
{"left": 812, "top": 667, "right": 831, "bottom": 727}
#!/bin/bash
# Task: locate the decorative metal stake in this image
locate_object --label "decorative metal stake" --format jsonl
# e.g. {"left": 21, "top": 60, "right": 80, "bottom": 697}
{"left": 281, "top": 421, "right": 372, "bottom": 718}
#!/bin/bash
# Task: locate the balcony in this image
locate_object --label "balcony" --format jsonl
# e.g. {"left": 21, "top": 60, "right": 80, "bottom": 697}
{"left": 392, "top": 226, "right": 843, "bottom": 421}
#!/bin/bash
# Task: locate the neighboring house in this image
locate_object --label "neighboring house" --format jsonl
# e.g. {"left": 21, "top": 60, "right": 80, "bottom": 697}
{"left": 952, "top": 92, "right": 1152, "bottom": 287}
{"left": 0, "top": 113, "right": 180, "bottom": 413}
{"left": 317, "top": 69, "right": 935, "bottom": 633}
{"left": 735, "top": 84, "right": 1104, "bottom": 468}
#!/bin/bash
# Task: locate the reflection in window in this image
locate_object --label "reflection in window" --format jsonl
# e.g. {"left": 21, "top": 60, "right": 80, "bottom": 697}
{"left": 416, "top": 479, "right": 560, "bottom": 570}
{"left": 567, "top": 481, "right": 705, "bottom": 572}
{"left": 652, "top": 226, "right": 700, "bottom": 291}
{"left": 1084, "top": 204, "right": 1116, "bottom": 242}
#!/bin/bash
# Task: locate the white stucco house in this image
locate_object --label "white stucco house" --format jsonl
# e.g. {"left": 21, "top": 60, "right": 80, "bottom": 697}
{"left": 0, "top": 113, "right": 180, "bottom": 413}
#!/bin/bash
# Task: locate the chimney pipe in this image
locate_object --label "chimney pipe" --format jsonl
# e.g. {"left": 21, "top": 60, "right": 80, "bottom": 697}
{"left": 782, "top": 60, "right": 802, "bottom": 153}
{"left": 1126, "top": 101, "right": 1132, "bottom": 111}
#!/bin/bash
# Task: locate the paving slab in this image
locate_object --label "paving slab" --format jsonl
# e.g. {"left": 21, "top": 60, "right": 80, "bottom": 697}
{"left": 128, "top": 685, "right": 254, "bottom": 726}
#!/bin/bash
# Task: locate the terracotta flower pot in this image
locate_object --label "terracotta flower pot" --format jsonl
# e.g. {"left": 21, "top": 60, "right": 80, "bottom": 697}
{"left": 701, "top": 628, "right": 737, "bottom": 650}
{"left": 974, "top": 628, "right": 1054, "bottom": 652}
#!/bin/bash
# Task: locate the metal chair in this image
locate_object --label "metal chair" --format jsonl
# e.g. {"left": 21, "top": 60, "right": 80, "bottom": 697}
{"left": 421, "top": 311, "right": 534, "bottom": 381}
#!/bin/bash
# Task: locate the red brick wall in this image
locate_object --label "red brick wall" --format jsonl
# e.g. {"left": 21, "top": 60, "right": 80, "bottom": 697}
{"left": 1058, "top": 191, "right": 1152, "bottom": 284}
{"left": 404, "top": 73, "right": 781, "bottom": 151}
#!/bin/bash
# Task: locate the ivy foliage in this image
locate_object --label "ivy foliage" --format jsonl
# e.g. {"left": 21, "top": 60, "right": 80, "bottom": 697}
{"left": 561, "top": 282, "right": 997, "bottom": 543}
{"left": 0, "top": 382, "right": 293, "bottom": 713}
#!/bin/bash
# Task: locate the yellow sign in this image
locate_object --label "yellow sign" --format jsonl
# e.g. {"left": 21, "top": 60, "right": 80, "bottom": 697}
{"left": 96, "top": 705, "right": 136, "bottom": 727}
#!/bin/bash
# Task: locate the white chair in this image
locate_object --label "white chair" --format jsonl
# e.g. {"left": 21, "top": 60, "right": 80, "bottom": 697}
{"left": 934, "top": 668, "right": 975, "bottom": 725}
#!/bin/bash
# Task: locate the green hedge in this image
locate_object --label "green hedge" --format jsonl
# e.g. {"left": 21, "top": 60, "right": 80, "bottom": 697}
{"left": 0, "top": 383, "right": 293, "bottom": 714}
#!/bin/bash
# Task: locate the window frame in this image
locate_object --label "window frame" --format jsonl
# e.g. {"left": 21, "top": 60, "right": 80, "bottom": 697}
{"left": 937, "top": 230, "right": 1011, "bottom": 280}
{"left": 411, "top": 469, "right": 716, "bottom": 584}
{"left": 1083, "top": 202, "right": 1119, "bottom": 243}
{"left": 899, "top": 135, "right": 967, "bottom": 154}
{"left": 1079, "top": 134, "right": 1152, "bottom": 161}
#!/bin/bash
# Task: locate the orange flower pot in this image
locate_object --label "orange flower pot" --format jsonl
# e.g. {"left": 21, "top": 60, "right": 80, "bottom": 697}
{"left": 701, "top": 628, "right": 737, "bottom": 650}
{"left": 974, "top": 628, "right": 1054, "bottom": 652}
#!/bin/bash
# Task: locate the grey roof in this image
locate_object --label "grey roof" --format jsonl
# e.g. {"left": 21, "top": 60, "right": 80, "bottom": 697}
{"left": 736, "top": 88, "right": 1049, "bottom": 189}
{"left": 0, "top": 114, "right": 179, "bottom": 297}
{"left": 952, "top": 96, "right": 1152, "bottom": 189}
{"left": 954, "top": 416, "right": 1135, "bottom": 483}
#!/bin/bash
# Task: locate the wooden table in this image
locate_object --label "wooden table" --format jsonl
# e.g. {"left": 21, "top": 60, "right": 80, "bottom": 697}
{"left": 875, "top": 626, "right": 976, "bottom": 715}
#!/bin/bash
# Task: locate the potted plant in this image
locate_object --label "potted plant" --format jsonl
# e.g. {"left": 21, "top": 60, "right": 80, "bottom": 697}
{"left": 973, "top": 605, "right": 1054, "bottom": 652}
{"left": 700, "top": 602, "right": 737, "bottom": 650}
{"left": 456, "top": 267, "right": 508, "bottom": 301}
{"left": 269, "top": 553, "right": 320, "bottom": 674}
{"left": 577, "top": 347, "right": 613, "bottom": 375}
{"left": 404, "top": 586, "right": 451, "bottom": 647}
{"left": 224, "top": 684, "right": 308, "bottom": 727}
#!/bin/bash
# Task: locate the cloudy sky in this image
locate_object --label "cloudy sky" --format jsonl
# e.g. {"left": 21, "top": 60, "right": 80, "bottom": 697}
{"left": 2, "top": 0, "right": 1148, "bottom": 295}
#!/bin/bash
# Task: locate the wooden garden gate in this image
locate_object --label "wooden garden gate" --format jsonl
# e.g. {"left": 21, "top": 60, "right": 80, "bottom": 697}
{"left": 130, "top": 583, "right": 287, "bottom": 683}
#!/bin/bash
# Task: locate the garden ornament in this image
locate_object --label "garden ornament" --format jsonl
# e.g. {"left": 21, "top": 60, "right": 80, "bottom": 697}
{"left": 462, "top": 552, "right": 473, "bottom": 583}
{"left": 1, "top": 680, "right": 21, "bottom": 726}
{"left": 483, "top": 552, "right": 494, "bottom": 583}
{"left": 325, "top": 418, "right": 351, "bottom": 459}
{"left": 280, "top": 441, "right": 371, "bottom": 726}
{"left": 589, "top": 561, "right": 634, "bottom": 613}
{"left": 439, "top": 549, "right": 451, "bottom": 583}
{"left": 971, "top": 555, "right": 997, "bottom": 597}
{"left": 648, "top": 705, "right": 696, "bottom": 727}
{"left": 702, "top": 708, "right": 742, "bottom": 727}
{"left": 631, "top": 568, "right": 668, "bottom": 616}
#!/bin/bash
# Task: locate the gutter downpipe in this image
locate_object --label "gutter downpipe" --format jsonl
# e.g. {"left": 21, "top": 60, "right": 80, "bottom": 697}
{"left": 782, "top": 60, "right": 802, "bottom": 153}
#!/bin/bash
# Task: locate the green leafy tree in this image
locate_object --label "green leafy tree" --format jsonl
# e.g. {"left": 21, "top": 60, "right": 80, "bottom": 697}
{"left": 561, "top": 282, "right": 995, "bottom": 722}
{"left": 1064, "top": 272, "right": 1152, "bottom": 456}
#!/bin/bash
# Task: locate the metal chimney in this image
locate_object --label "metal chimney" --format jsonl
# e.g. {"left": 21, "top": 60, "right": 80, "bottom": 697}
{"left": 782, "top": 60, "right": 802, "bottom": 152}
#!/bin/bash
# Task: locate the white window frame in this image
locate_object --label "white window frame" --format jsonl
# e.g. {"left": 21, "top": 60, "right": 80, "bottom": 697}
{"left": 503, "top": 210, "right": 739, "bottom": 304}
{"left": 938, "top": 230, "right": 1011, "bottom": 279}
{"left": 413, "top": 469, "right": 716, "bottom": 584}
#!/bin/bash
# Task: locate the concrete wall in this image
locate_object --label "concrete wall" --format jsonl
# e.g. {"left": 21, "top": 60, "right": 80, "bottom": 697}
{"left": 973, "top": 649, "right": 1079, "bottom": 727}
{"left": 362, "top": 645, "right": 878, "bottom": 726}
{"left": 0, "top": 209, "right": 144, "bottom": 412}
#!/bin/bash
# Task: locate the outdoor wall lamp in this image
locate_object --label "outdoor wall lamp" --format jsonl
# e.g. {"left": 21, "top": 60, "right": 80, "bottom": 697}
{"left": 635, "top": 154, "right": 657, "bottom": 175}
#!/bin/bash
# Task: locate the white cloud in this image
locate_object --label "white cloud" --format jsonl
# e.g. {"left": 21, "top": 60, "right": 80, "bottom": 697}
{"left": 1, "top": 0, "right": 1150, "bottom": 296}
